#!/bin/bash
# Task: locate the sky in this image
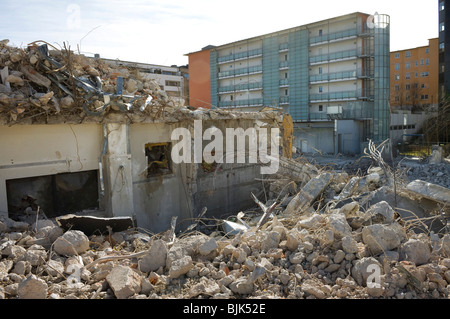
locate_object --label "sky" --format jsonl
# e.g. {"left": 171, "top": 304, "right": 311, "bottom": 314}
{"left": 0, "top": 0, "right": 439, "bottom": 67}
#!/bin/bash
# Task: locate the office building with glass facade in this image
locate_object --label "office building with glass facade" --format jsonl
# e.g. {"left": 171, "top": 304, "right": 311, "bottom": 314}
{"left": 187, "top": 12, "right": 390, "bottom": 154}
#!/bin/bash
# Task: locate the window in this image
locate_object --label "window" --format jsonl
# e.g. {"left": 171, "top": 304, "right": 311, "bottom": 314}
{"left": 319, "top": 67, "right": 323, "bottom": 74}
{"left": 145, "top": 143, "right": 172, "bottom": 177}
{"left": 285, "top": 54, "right": 288, "bottom": 61}
{"left": 405, "top": 73, "right": 411, "bottom": 80}
{"left": 319, "top": 86, "right": 323, "bottom": 93}
{"left": 395, "top": 74, "right": 400, "bottom": 81}
{"left": 415, "top": 61, "right": 418, "bottom": 67}
{"left": 394, "top": 53, "right": 400, "bottom": 58}
{"left": 406, "top": 62, "right": 411, "bottom": 69}
{"left": 441, "top": 22, "right": 445, "bottom": 32}
{"left": 405, "top": 84, "right": 410, "bottom": 90}
{"left": 440, "top": 43, "right": 445, "bottom": 50}
{"left": 394, "top": 85, "right": 400, "bottom": 91}
{"left": 421, "top": 83, "right": 426, "bottom": 89}
{"left": 415, "top": 72, "right": 418, "bottom": 78}
{"left": 285, "top": 72, "right": 288, "bottom": 79}
{"left": 426, "top": 58, "right": 429, "bottom": 65}
{"left": 440, "top": 1, "right": 445, "bottom": 11}
{"left": 420, "top": 59, "right": 424, "bottom": 66}
{"left": 319, "top": 29, "right": 323, "bottom": 36}
{"left": 395, "top": 63, "right": 400, "bottom": 70}
{"left": 421, "top": 72, "right": 429, "bottom": 77}
{"left": 406, "top": 95, "right": 410, "bottom": 101}
{"left": 285, "top": 89, "right": 288, "bottom": 96}
{"left": 406, "top": 51, "right": 411, "bottom": 58}
{"left": 318, "top": 105, "right": 323, "bottom": 112}
{"left": 395, "top": 96, "right": 400, "bottom": 102}
{"left": 425, "top": 48, "right": 429, "bottom": 54}
{"left": 421, "top": 94, "right": 429, "bottom": 100}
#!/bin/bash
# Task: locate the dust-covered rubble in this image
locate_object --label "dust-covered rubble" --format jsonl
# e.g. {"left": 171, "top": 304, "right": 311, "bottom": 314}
{"left": 1, "top": 149, "right": 449, "bottom": 300}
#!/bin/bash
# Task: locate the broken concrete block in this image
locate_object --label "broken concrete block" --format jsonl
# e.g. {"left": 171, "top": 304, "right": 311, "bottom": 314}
{"left": 406, "top": 180, "right": 450, "bottom": 205}
{"left": 362, "top": 222, "right": 405, "bottom": 255}
{"left": 221, "top": 220, "right": 248, "bottom": 236}
{"left": 229, "top": 277, "right": 254, "bottom": 295}
{"left": 341, "top": 236, "right": 359, "bottom": 254}
{"left": 18, "top": 275, "right": 48, "bottom": 299}
{"left": 328, "top": 213, "right": 352, "bottom": 238}
{"left": 284, "top": 172, "right": 334, "bottom": 215}
{"left": 20, "top": 65, "right": 51, "bottom": 88}
{"left": 429, "top": 145, "right": 443, "bottom": 164}
{"left": 297, "top": 213, "right": 326, "bottom": 230}
{"left": 338, "top": 176, "right": 360, "bottom": 199}
{"left": 198, "top": 237, "right": 218, "bottom": 256}
{"left": 168, "top": 256, "right": 194, "bottom": 279}
{"left": 56, "top": 214, "right": 134, "bottom": 235}
{"left": 138, "top": 239, "right": 168, "bottom": 273}
{"left": 6, "top": 74, "right": 24, "bottom": 86}
{"left": 22, "top": 247, "right": 47, "bottom": 266}
{"left": 53, "top": 230, "right": 90, "bottom": 256}
{"left": 365, "top": 201, "right": 395, "bottom": 224}
{"left": 261, "top": 231, "right": 281, "bottom": 252}
{"left": 106, "top": 265, "right": 142, "bottom": 299}
{"left": 351, "top": 257, "right": 383, "bottom": 286}
{"left": 399, "top": 239, "right": 431, "bottom": 266}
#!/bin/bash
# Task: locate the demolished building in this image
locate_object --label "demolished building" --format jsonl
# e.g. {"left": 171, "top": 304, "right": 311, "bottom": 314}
{"left": 0, "top": 40, "right": 281, "bottom": 234}
{"left": 0, "top": 40, "right": 450, "bottom": 300}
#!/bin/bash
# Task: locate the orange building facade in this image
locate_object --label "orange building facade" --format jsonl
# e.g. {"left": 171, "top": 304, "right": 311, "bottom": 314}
{"left": 186, "top": 47, "right": 212, "bottom": 109}
{"left": 390, "top": 38, "right": 439, "bottom": 110}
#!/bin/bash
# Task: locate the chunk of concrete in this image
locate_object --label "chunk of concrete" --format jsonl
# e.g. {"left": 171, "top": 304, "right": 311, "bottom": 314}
{"left": 56, "top": 214, "right": 134, "bottom": 235}
{"left": 138, "top": 239, "right": 168, "bottom": 273}
{"left": 399, "top": 239, "right": 431, "bottom": 265}
{"left": 18, "top": 275, "right": 48, "bottom": 299}
{"left": 168, "top": 256, "right": 194, "bottom": 279}
{"left": 406, "top": 180, "right": 450, "bottom": 205}
{"left": 284, "top": 172, "right": 334, "bottom": 215}
{"left": 328, "top": 213, "right": 352, "bottom": 238}
{"left": 106, "top": 265, "right": 142, "bottom": 299}
{"left": 362, "top": 223, "right": 406, "bottom": 255}
{"left": 365, "top": 201, "right": 395, "bottom": 224}
{"left": 53, "top": 230, "right": 90, "bottom": 256}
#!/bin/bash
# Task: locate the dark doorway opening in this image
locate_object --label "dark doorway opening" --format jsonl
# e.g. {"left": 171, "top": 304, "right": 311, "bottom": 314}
{"left": 6, "top": 170, "right": 99, "bottom": 220}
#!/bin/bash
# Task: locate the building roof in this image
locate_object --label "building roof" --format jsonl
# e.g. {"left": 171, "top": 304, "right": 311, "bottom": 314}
{"left": 185, "top": 11, "right": 371, "bottom": 56}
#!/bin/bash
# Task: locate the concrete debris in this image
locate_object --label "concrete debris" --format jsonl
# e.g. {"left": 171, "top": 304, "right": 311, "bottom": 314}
{"left": 1, "top": 145, "right": 450, "bottom": 299}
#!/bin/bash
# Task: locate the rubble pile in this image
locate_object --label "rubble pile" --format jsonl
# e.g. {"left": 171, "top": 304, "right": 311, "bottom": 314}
{"left": 1, "top": 151, "right": 449, "bottom": 299}
{"left": 0, "top": 39, "right": 183, "bottom": 125}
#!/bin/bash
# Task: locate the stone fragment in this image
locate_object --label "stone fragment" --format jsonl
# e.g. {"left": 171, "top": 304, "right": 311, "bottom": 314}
{"left": 328, "top": 213, "right": 352, "bottom": 238}
{"left": 53, "top": 230, "right": 90, "bottom": 256}
{"left": 168, "top": 256, "right": 194, "bottom": 279}
{"left": 365, "top": 201, "right": 395, "bottom": 224}
{"left": 362, "top": 223, "right": 405, "bottom": 255}
{"left": 351, "top": 257, "right": 383, "bottom": 286}
{"left": 284, "top": 172, "right": 334, "bottom": 215}
{"left": 18, "top": 275, "right": 48, "bottom": 299}
{"left": 406, "top": 180, "right": 450, "bottom": 205}
{"left": 138, "top": 239, "right": 168, "bottom": 273}
{"left": 106, "top": 265, "right": 142, "bottom": 299}
{"left": 229, "top": 277, "right": 254, "bottom": 295}
{"left": 198, "top": 237, "right": 218, "bottom": 256}
{"left": 342, "top": 236, "right": 359, "bottom": 254}
{"left": 399, "top": 239, "right": 431, "bottom": 266}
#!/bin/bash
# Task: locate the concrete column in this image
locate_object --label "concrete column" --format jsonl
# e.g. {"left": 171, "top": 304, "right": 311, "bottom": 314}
{"left": 103, "top": 123, "right": 134, "bottom": 218}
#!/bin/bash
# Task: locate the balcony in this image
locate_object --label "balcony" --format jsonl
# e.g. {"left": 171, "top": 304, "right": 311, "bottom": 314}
{"left": 310, "top": 49, "right": 358, "bottom": 65}
{"left": 310, "top": 90, "right": 374, "bottom": 102}
{"left": 217, "top": 49, "right": 263, "bottom": 64}
{"left": 310, "top": 28, "right": 358, "bottom": 46}
{"left": 309, "top": 70, "right": 358, "bottom": 84}
{"left": 218, "top": 65, "right": 263, "bottom": 79}
{"left": 279, "top": 96, "right": 289, "bottom": 105}
{"left": 218, "top": 82, "right": 263, "bottom": 94}
{"left": 218, "top": 98, "right": 263, "bottom": 108}
{"left": 279, "top": 79, "right": 289, "bottom": 87}
{"left": 302, "top": 105, "right": 374, "bottom": 122}
{"left": 279, "top": 61, "right": 289, "bottom": 69}
{"left": 309, "top": 90, "right": 358, "bottom": 102}
{"left": 279, "top": 43, "right": 289, "bottom": 52}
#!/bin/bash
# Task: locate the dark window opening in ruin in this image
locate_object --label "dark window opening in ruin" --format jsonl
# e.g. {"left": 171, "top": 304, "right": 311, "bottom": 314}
{"left": 6, "top": 170, "right": 99, "bottom": 220}
{"left": 145, "top": 143, "right": 172, "bottom": 177}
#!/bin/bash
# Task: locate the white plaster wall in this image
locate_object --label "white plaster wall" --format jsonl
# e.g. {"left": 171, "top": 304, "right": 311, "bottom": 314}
{"left": 0, "top": 124, "right": 102, "bottom": 215}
